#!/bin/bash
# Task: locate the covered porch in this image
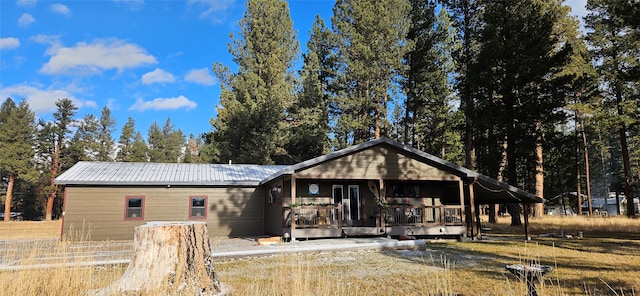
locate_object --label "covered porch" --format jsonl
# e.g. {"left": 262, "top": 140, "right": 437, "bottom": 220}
{"left": 260, "top": 138, "right": 544, "bottom": 241}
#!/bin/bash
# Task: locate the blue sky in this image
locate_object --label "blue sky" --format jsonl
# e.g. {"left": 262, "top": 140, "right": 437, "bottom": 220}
{"left": 0, "top": 0, "right": 334, "bottom": 140}
{"left": 0, "top": 0, "right": 585, "bottom": 142}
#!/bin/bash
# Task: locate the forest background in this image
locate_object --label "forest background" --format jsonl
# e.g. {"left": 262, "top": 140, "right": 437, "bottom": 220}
{"left": 1, "top": 0, "right": 638, "bottom": 224}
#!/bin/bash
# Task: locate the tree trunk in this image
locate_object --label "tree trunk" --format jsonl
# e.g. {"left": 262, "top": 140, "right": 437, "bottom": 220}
{"left": 46, "top": 142, "right": 60, "bottom": 221}
{"left": 575, "top": 112, "right": 583, "bottom": 216}
{"left": 90, "top": 222, "right": 223, "bottom": 296}
{"left": 489, "top": 136, "right": 509, "bottom": 224}
{"left": 3, "top": 173, "right": 15, "bottom": 222}
{"left": 506, "top": 100, "right": 521, "bottom": 226}
{"left": 581, "top": 119, "right": 593, "bottom": 215}
{"left": 533, "top": 121, "right": 544, "bottom": 218}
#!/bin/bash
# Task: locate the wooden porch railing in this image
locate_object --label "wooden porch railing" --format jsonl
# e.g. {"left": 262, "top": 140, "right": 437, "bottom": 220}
{"left": 284, "top": 204, "right": 463, "bottom": 229}
{"left": 381, "top": 205, "right": 464, "bottom": 227}
{"left": 284, "top": 205, "right": 342, "bottom": 229}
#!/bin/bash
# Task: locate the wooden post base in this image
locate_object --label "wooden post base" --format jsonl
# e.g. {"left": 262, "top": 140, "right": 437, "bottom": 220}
{"left": 90, "top": 221, "right": 223, "bottom": 295}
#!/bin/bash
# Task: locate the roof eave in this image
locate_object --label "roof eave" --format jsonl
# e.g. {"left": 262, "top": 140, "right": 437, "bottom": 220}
{"left": 56, "top": 181, "right": 262, "bottom": 187}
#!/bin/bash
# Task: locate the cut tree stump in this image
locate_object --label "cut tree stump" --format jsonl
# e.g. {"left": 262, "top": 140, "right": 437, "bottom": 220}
{"left": 90, "top": 221, "right": 224, "bottom": 296}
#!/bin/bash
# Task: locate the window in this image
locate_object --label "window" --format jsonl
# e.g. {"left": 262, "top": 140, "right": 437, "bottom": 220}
{"left": 389, "top": 183, "right": 421, "bottom": 198}
{"left": 125, "top": 196, "right": 144, "bottom": 220}
{"left": 190, "top": 196, "right": 208, "bottom": 219}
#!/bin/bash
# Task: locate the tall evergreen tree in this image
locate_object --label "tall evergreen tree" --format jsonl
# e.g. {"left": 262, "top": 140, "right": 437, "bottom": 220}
{"left": 148, "top": 118, "right": 185, "bottom": 163}
{"left": 476, "top": 0, "right": 571, "bottom": 225}
{"left": 96, "top": 106, "right": 116, "bottom": 161}
{"left": 440, "top": 0, "right": 484, "bottom": 170}
{"left": 551, "top": 3, "right": 600, "bottom": 216}
{"left": 117, "top": 117, "right": 137, "bottom": 162}
{"left": 0, "top": 99, "right": 37, "bottom": 221}
{"left": 210, "top": 0, "right": 299, "bottom": 164}
{"left": 116, "top": 117, "right": 149, "bottom": 162}
{"left": 585, "top": 0, "right": 639, "bottom": 217}
{"left": 130, "top": 131, "right": 149, "bottom": 162}
{"left": 41, "top": 98, "right": 77, "bottom": 220}
{"left": 403, "top": 1, "right": 462, "bottom": 163}
{"left": 331, "top": 0, "right": 411, "bottom": 144}
{"left": 286, "top": 16, "right": 333, "bottom": 163}
{"left": 76, "top": 114, "right": 100, "bottom": 161}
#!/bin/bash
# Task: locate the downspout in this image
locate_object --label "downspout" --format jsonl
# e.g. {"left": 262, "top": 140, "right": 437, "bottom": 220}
{"left": 60, "top": 186, "right": 67, "bottom": 241}
{"left": 291, "top": 175, "right": 297, "bottom": 241}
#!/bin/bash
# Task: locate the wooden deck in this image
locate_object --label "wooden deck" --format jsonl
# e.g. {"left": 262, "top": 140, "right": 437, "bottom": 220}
{"left": 283, "top": 205, "right": 466, "bottom": 240}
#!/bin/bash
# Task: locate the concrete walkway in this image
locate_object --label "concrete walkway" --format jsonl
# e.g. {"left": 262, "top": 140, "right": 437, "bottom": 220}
{"left": 0, "top": 237, "right": 427, "bottom": 271}
{"left": 212, "top": 237, "right": 427, "bottom": 259}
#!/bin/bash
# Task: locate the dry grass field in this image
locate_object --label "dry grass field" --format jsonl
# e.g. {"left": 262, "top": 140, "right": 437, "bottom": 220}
{"left": 0, "top": 216, "right": 638, "bottom": 295}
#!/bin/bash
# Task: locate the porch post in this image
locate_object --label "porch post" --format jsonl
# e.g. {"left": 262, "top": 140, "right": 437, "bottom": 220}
{"left": 379, "top": 179, "right": 385, "bottom": 230}
{"left": 523, "top": 202, "right": 530, "bottom": 240}
{"left": 291, "top": 175, "right": 296, "bottom": 241}
{"left": 467, "top": 179, "right": 478, "bottom": 239}
{"left": 458, "top": 180, "right": 466, "bottom": 237}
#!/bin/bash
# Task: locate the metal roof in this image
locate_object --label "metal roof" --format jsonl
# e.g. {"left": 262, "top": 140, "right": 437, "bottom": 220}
{"left": 55, "top": 161, "right": 287, "bottom": 186}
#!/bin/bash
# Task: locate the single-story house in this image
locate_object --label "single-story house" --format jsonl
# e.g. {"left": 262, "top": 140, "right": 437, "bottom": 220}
{"left": 55, "top": 138, "right": 543, "bottom": 241}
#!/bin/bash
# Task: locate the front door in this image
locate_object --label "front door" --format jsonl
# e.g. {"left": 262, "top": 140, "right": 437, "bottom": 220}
{"left": 332, "top": 185, "right": 361, "bottom": 225}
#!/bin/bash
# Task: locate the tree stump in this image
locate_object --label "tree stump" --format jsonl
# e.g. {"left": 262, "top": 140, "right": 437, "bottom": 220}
{"left": 90, "top": 221, "right": 223, "bottom": 296}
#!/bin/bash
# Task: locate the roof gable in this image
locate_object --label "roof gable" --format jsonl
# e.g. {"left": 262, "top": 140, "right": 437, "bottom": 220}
{"left": 291, "top": 145, "right": 461, "bottom": 181}
{"left": 260, "top": 138, "right": 543, "bottom": 204}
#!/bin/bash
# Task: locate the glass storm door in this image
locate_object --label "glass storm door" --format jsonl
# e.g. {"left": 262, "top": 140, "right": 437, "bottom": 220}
{"left": 332, "top": 185, "right": 361, "bottom": 224}
{"left": 348, "top": 185, "right": 361, "bottom": 221}
{"left": 332, "top": 185, "right": 344, "bottom": 222}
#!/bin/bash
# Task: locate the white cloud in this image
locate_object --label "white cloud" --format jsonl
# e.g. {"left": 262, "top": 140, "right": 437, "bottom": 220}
{"left": 185, "top": 68, "right": 216, "bottom": 86}
{"left": 187, "top": 0, "right": 235, "bottom": 24}
{"left": 16, "top": 0, "right": 36, "bottom": 8}
{"left": 18, "top": 13, "right": 35, "bottom": 27}
{"left": 50, "top": 3, "right": 71, "bottom": 17}
{"left": 141, "top": 68, "right": 176, "bottom": 84}
{"left": 0, "top": 37, "right": 20, "bottom": 50}
{"left": 129, "top": 95, "right": 197, "bottom": 111}
{"left": 0, "top": 83, "right": 96, "bottom": 114}
{"left": 39, "top": 38, "right": 158, "bottom": 75}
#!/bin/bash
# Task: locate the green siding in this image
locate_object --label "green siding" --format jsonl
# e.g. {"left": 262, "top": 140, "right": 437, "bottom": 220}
{"left": 294, "top": 146, "right": 460, "bottom": 181}
{"left": 63, "top": 186, "right": 265, "bottom": 240}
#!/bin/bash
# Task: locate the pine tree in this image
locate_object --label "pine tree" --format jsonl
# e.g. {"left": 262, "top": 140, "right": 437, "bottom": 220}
{"left": 210, "top": 0, "right": 299, "bottom": 164}
{"left": 403, "top": 1, "right": 462, "bottom": 163}
{"left": 585, "top": 0, "right": 639, "bottom": 217}
{"left": 117, "top": 117, "right": 137, "bottom": 162}
{"left": 286, "top": 16, "right": 333, "bottom": 163}
{"left": 551, "top": 2, "right": 600, "bottom": 217}
{"left": 163, "top": 118, "right": 185, "bottom": 163}
{"left": 96, "top": 106, "right": 116, "bottom": 161}
{"left": 0, "top": 98, "right": 37, "bottom": 221}
{"left": 40, "top": 98, "right": 77, "bottom": 220}
{"left": 440, "top": 0, "right": 484, "bottom": 170}
{"left": 76, "top": 114, "right": 100, "bottom": 160}
{"left": 148, "top": 118, "right": 185, "bottom": 163}
{"left": 147, "top": 121, "right": 164, "bottom": 162}
{"left": 130, "top": 131, "right": 149, "bottom": 162}
{"left": 331, "top": 0, "right": 411, "bottom": 144}
{"left": 477, "top": 0, "right": 571, "bottom": 225}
